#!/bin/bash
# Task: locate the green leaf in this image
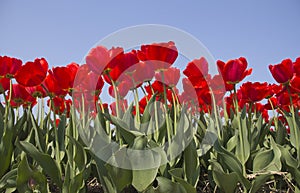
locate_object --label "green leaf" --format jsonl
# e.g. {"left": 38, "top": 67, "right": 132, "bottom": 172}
{"left": 106, "top": 148, "right": 132, "bottom": 192}
{"left": 284, "top": 111, "right": 300, "bottom": 156}
{"left": 168, "top": 168, "right": 196, "bottom": 193}
{"left": 57, "top": 114, "right": 67, "bottom": 152}
{"left": 183, "top": 139, "right": 200, "bottom": 186}
{"left": 278, "top": 145, "right": 300, "bottom": 186}
{"left": 104, "top": 113, "right": 143, "bottom": 144}
{"left": 145, "top": 177, "right": 187, "bottom": 193}
{"left": 17, "top": 156, "right": 48, "bottom": 193}
{"left": 69, "top": 172, "right": 85, "bottom": 193}
{"left": 0, "top": 125, "right": 14, "bottom": 178}
{"left": 132, "top": 168, "right": 158, "bottom": 192}
{"left": 29, "top": 111, "right": 46, "bottom": 152}
{"left": 253, "top": 138, "right": 281, "bottom": 172}
{"left": 67, "top": 136, "right": 87, "bottom": 172}
{"left": 249, "top": 174, "right": 271, "bottom": 193}
{"left": 0, "top": 168, "right": 17, "bottom": 191}
{"left": 17, "top": 141, "right": 62, "bottom": 187}
{"left": 211, "top": 161, "right": 239, "bottom": 193}
{"left": 214, "top": 141, "right": 251, "bottom": 189}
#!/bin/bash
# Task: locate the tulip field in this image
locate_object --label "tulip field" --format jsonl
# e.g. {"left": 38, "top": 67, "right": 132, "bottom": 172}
{"left": 0, "top": 41, "right": 300, "bottom": 193}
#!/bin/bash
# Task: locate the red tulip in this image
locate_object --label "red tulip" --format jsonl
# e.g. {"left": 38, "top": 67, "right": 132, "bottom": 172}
{"left": 269, "top": 58, "right": 294, "bottom": 84}
{"left": 155, "top": 67, "right": 180, "bottom": 87}
{"left": 15, "top": 58, "right": 48, "bottom": 87}
{"left": 43, "top": 71, "right": 65, "bottom": 97}
{"left": 47, "top": 96, "right": 72, "bottom": 116}
{"left": 0, "top": 56, "right": 22, "bottom": 78}
{"left": 110, "top": 99, "right": 128, "bottom": 116}
{"left": 293, "top": 57, "right": 300, "bottom": 76}
{"left": 86, "top": 46, "right": 110, "bottom": 74}
{"left": 103, "top": 50, "right": 139, "bottom": 84}
{"left": 52, "top": 62, "right": 79, "bottom": 93}
{"left": 237, "top": 82, "right": 269, "bottom": 103}
{"left": 0, "top": 77, "right": 10, "bottom": 93}
{"left": 86, "top": 46, "right": 124, "bottom": 75}
{"left": 26, "top": 85, "right": 47, "bottom": 98}
{"left": 183, "top": 57, "right": 209, "bottom": 81}
{"left": 217, "top": 57, "right": 252, "bottom": 86}
{"left": 9, "top": 84, "right": 36, "bottom": 107}
{"left": 137, "top": 41, "right": 178, "bottom": 70}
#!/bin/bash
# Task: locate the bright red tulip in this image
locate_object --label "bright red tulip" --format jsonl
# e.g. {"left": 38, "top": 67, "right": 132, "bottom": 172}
{"left": 43, "top": 71, "right": 65, "bottom": 97}
{"left": 237, "top": 82, "right": 269, "bottom": 103}
{"left": 26, "top": 85, "right": 47, "bottom": 98}
{"left": 9, "top": 84, "right": 36, "bottom": 107}
{"left": 47, "top": 96, "right": 72, "bottom": 116}
{"left": 15, "top": 58, "right": 48, "bottom": 87}
{"left": 0, "top": 56, "right": 22, "bottom": 78}
{"left": 52, "top": 62, "right": 79, "bottom": 93}
{"left": 269, "top": 58, "right": 294, "bottom": 84}
{"left": 137, "top": 41, "right": 178, "bottom": 70}
{"left": 0, "top": 77, "right": 10, "bottom": 93}
{"left": 103, "top": 50, "right": 139, "bottom": 84}
{"left": 217, "top": 57, "right": 252, "bottom": 86}
{"left": 183, "top": 57, "right": 209, "bottom": 80}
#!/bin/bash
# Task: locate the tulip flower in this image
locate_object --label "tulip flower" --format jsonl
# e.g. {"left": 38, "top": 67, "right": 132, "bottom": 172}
{"left": 217, "top": 57, "right": 252, "bottom": 87}
{"left": 269, "top": 58, "right": 294, "bottom": 84}
{"left": 15, "top": 58, "right": 48, "bottom": 87}
{"left": 237, "top": 82, "right": 269, "bottom": 103}
{"left": 137, "top": 41, "right": 178, "bottom": 70}
{"left": 0, "top": 56, "right": 22, "bottom": 78}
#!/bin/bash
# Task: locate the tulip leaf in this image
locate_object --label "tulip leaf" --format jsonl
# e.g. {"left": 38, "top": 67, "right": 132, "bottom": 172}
{"left": 183, "top": 139, "right": 200, "bottom": 187}
{"left": 249, "top": 174, "right": 271, "bottom": 193}
{"left": 211, "top": 161, "right": 239, "bottom": 193}
{"left": 214, "top": 140, "right": 251, "bottom": 189}
{"left": 168, "top": 168, "right": 196, "bottom": 193}
{"left": 17, "top": 141, "right": 62, "bottom": 187}
{"left": 0, "top": 168, "right": 17, "bottom": 191}
{"left": 17, "top": 156, "right": 48, "bottom": 193}
{"left": 145, "top": 177, "right": 187, "bottom": 193}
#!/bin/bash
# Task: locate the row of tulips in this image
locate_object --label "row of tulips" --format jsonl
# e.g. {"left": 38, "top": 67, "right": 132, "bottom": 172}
{"left": 0, "top": 41, "right": 300, "bottom": 192}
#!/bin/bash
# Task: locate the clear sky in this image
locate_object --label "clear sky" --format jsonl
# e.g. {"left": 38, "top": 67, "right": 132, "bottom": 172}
{"left": 1, "top": 1, "right": 300, "bottom": 84}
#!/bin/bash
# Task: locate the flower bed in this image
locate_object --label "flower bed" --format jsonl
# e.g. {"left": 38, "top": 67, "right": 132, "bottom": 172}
{"left": 0, "top": 42, "right": 299, "bottom": 192}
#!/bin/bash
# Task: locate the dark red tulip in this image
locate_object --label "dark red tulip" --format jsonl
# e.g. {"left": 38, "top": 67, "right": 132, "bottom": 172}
{"left": 217, "top": 57, "right": 252, "bottom": 86}
{"left": 269, "top": 58, "right": 294, "bottom": 84}
{"left": 293, "top": 57, "right": 300, "bottom": 76}
{"left": 15, "top": 58, "right": 48, "bottom": 87}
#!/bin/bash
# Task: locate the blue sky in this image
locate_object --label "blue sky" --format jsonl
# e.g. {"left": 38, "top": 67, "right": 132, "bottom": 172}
{"left": 1, "top": 1, "right": 300, "bottom": 83}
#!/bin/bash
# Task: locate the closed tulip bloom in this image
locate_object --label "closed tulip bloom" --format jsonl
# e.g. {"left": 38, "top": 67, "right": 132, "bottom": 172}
{"left": 269, "top": 58, "right": 294, "bottom": 84}
{"left": 217, "top": 57, "right": 252, "bottom": 85}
